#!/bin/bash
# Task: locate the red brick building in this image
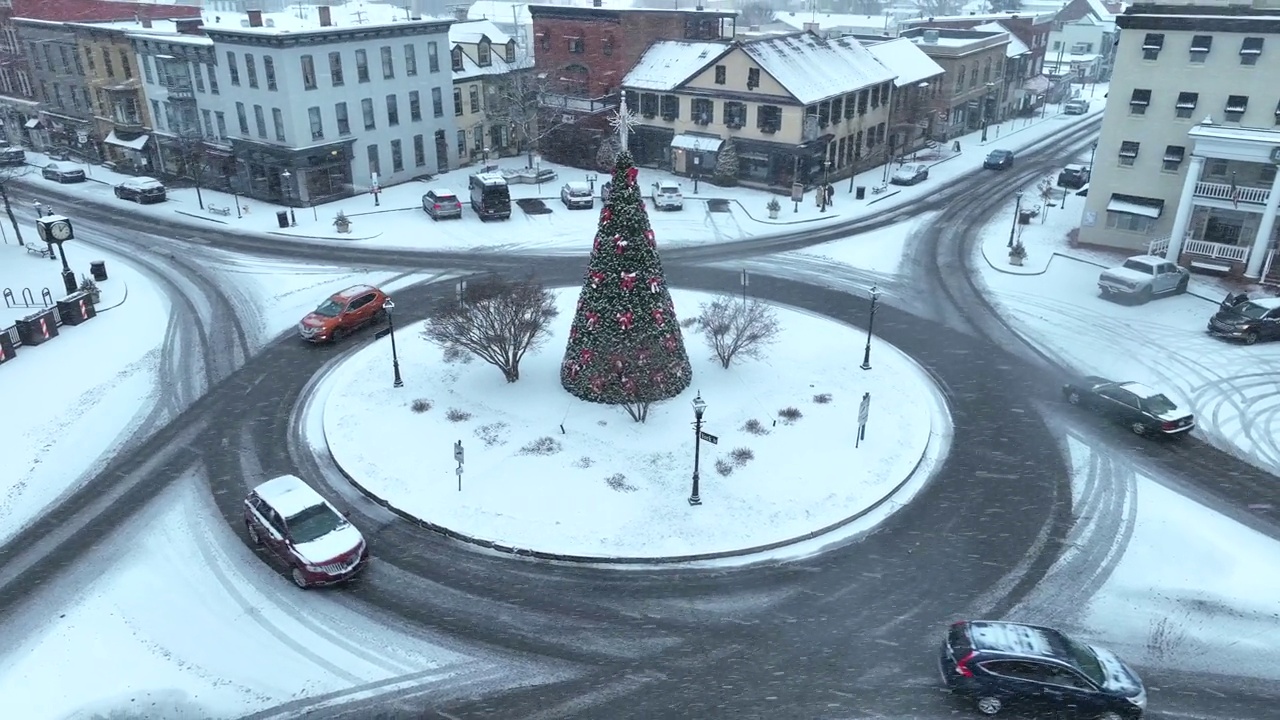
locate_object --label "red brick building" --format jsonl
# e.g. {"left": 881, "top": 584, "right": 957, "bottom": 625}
{"left": 0, "top": 0, "right": 201, "bottom": 143}
{"left": 529, "top": 4, "right": 736, "bottom": 167}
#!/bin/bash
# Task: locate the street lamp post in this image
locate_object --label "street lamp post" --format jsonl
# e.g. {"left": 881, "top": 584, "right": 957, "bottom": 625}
{"left": 281, "top": 170, "right": 296, "bottom": 226}
{"left": 688, "top": 392, "right": 707, "bottom": 506}
{"left": 980, "top": 82, "right": 996, "bottom": 142}
{"left": 1088, "top": 141, "right": 1098, "bottom": 172}
{"left": 1008, "top": 191, "right": 1023, "bottom": 248}
{"left": 819, "top": 158, "right": 831, "bottom": 211}
{"left": 383, "top": 298, "right": 403, "bottom": 388}
{"left": 860, "top": 285, "right": 880, "bottom": 371}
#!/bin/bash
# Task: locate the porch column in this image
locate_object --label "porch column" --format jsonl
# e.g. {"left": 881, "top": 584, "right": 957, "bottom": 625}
{"left": 1244, "top": 168, "right": 1280, "bottom": 277}
{"left": 1166, "top": 154, "right": 1205, "bottom": 262}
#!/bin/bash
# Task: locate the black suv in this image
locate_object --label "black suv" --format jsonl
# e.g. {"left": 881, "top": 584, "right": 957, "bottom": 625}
{"left": 1208, "top": 293, "right": 1280, "bottom": 345}
{"left": 940, "top": 621, "right": 1146, "bottom": 718}
{"left": 1058, "top": 166, "right": 1091, "bottom": 189}
{"left": 984, "top": 149, "right": 1014, "bottom": 170}
{"left": 1062, "top": 376, "right": 1194, "bottom": 437}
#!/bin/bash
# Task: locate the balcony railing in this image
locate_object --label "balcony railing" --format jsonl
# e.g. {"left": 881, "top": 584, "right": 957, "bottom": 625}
{"left": 538, "top": 93, "right": 616, "bottom": 114}
{"left": 1184, "top": 238, "right": 1250, "bottom": 262}
{"left": 167, "top": 85, "right": 195, "bottom": 101}
{"left": 1194, "top": 180, "right": 1270, "bottom": 205}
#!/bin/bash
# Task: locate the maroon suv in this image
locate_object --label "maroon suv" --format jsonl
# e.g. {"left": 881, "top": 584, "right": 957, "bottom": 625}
{"left": 244, "top": 474, "right": 369, "bottom": 588}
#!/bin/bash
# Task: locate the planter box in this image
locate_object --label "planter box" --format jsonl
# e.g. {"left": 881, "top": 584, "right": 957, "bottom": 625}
{"left": 57, "top": 291, "right": 96, "bottom": 326}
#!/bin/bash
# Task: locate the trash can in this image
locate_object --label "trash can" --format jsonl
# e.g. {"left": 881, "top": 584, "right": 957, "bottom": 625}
{"left": 1019, "top": 210, "right": 1034, "bottom": 224}
{"left": 57, "top": 291, "right": 96, "bottom": 326}
{"left": 276, "top": 210, "right": 290, "bottom": 228}
{"left": 90, "top": 260, "right": 108, "bottom": 282}
{"left": 15, "top": 307, "right": 59, "bottom": 346}
{"left": 855, "top": 186, "right": 866, "bottom": 200}
{"left": 0, "top": 329, "right": 15, "bottom": 365}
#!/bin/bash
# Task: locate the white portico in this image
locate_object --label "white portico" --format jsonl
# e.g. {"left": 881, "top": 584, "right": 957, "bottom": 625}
{"left": 1160, "top": 118, "right": 1280, "bottom": 280}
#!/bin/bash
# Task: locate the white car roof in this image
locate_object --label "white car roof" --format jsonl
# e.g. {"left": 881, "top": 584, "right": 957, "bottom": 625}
{"left": 123, "top": 177, "right": 163, "bottom": 188}
{"left": 1252, "top": 297, "right": 1280, "bottom": 309}
{"left": 565, "top": 181, "right": 591, "bottom": 192}
{"left": 657, "top": 182, "right": 680, "bottom": 190}
{"left": 1126, "top": 255, "right": 1166, "bottom": 265}
{"left": 335, "top": 284, "right": 377, "bottom": 299}
{"left": 253, "top": 474, "right": 325, "bottom": 518}
{"left": 1118, "top": 382, "right": 1162, "bottom": 399}
{"left": 428, "top": 187, "right": 457, "bottom": 197}
{"left": 46, "top": 161, "right": 81, "bottom": 171}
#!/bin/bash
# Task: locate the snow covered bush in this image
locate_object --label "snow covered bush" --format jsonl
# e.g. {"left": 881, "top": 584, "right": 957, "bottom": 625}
{"left": 777, "top": 406, "right": 803, "bottom": 424}
{"left": 696, "top": 294, "right": 781, "bottom": 369}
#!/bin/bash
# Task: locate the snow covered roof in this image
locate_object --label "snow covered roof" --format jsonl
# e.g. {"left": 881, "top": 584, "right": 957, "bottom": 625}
{"left": 775, "top": 12, "right": 895, "bottom": 33}
{"left": 866, "top": 37, "right": 943, "bottom": 87}
{"left": 451, "top": 19, "right": 512, "bottom": 46}
{"left": 126, "top": 30, "right": 213, "bottom": 47}
{"left": 468, "top": 1, "right": 533, "bottom": 25}
{"left": 973, "top": 22, "right": 1028, "bottom": 57}
{"left": 1085, "top": 0, "right": 1117, "bottom": 21}
{"left": 741, "top": 33, "right": 895, "bottom": 105}
{"left": 904, "top": 11, "right": 1054, "bottom": 24}
{"left": 200, "top": 3, "right": 448, "bottom": 36}
{"left": 622, "top": 41, "right": 728, "bottom": 91}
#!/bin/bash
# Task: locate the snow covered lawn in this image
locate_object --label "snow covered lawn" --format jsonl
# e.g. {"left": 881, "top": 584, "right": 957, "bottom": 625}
{"left": 0, "top": 241, "right": 169, "bottom": 544}
{"left": 319, "top": 289, "right": 944, "bottom": 560}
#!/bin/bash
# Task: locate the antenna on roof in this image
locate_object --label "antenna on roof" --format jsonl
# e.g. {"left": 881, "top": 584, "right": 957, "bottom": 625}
{"left": 353, "top": 9, "right": 369, "bottom": 25}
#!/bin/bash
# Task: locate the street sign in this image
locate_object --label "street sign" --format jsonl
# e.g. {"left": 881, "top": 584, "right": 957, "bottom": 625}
{"left": 453, "top": 440, "right": 465, "bottom": 464}
{"left": 699, "top": 431, "right": 719, "bottom": 445}
{"left": 858, "top": 392, "right": 870, "bottom": 427}
{"left": 790, "top": 182, "right": 804, "bottom": 203}
{"left": 740, "top": 269, "right": 749, "bottom": 287}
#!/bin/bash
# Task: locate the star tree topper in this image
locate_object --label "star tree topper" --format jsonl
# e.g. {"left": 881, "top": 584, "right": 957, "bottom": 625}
{"left": 609, "top": 95, "right": 639, "bottom": 153}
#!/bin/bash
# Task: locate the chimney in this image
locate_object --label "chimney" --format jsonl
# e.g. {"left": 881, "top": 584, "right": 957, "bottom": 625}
{"left": 318, "top": 6, "right": 332, "bottom": 27}
{"left": 923, "top": 29, "right": 940, "bottom": 44}
{"left": 453, "top": 5, "right": 469, "bottom": 21}
{"left": 593, "top": 0, "right": 603, "bottom": 6}
{"left": 141, "top": 17, "right": 152, "bottom": 28}
{"left": 247, "top": 9, "right": 264, "bottom": 27}
{"left": 803, "top": 22, "right": 819, "bottom": 33}
{"left": 175, "top": 18, "right": 203, "bottom": 34}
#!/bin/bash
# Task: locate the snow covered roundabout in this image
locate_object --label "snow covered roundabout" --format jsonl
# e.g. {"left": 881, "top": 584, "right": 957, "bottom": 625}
{"left": 313, "top": 288, "right": 952, "bottom": 562}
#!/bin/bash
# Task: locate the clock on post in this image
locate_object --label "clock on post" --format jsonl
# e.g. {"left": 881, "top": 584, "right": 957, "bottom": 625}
{"left": 35, "top": 215, "right": 78, "bottom": 295}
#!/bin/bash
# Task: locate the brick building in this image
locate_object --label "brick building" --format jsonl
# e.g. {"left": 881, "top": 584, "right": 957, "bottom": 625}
{"left": 529, "top": 4, "right": 737, "bottom": 167}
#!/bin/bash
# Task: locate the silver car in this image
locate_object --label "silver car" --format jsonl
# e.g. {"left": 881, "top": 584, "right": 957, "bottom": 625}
{"left": 560, "top": 182, "right": 594, "bottom": 209}
{"left": 1098, "top": 255, "right": 1189, "bottom": 302}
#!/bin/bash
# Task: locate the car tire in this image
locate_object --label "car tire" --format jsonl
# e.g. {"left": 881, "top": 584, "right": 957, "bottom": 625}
{"left": 291, "top": 567, "right": 310, "bottom": 589}
{"left": 331, "top": 326, "right": 348, "bottom": 342}
{"left": 1244, "top": 331, "right": 1259, "bottom": 345}
{"left": 1130, "top": 422, "right": 1147, "bottom": 436}
{"left": 113, "top": 188, "right": 123, "bottom": 199}
{"left": 1176, "top": 277, "right": 1189, "bottom": 294}
{"left": 1067, "top": 390, "right": 1082, "bottom": 405}
{"left": 1136, "top": 287, "right": 1153, "bottom": 304}
{"left": 246, "top": 522, "right": 262, "bottom": 546}
{"left": 976, "top": 696, "right": 1002, "bottom": 715}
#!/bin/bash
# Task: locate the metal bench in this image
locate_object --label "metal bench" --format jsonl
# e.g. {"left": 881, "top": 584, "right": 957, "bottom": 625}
{"left": 1189, "top": 260, "right": 1232, "bottom": 275}
{"left": 207, "top": 204, "right": 232, "bottom": 216}
{"left": 25, "top": 243, "right": 52, "bottom": 258}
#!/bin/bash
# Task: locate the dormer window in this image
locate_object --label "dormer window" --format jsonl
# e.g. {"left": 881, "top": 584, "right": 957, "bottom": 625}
{"left": 478, "top": 41, "right": 491, "bottom": 67}
{"left": 451, "top": 46, "right": 464, "bottom": 72}
{"left": 505, "top": 40, "right": 516, "bottom": 63}
{"left": 747, "top": 68, "right": 759, "bottom": 90}
{"left": 1142, "top": 33, "right": 1164, "bottom": 60}
{"left": 1189, "top": 35, "right": 1211, "bottom": 62}
{"left": 1240, "top": 37, "right": 1263, "bottom": 65}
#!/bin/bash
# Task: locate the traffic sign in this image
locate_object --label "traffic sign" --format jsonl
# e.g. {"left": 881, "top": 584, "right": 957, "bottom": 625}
{"left": 858, "top": 393, "right": 870, "bottom": 427}
{"left": 699, "top": 431, "right": 719, "bottom": 445}
{"left": 453, "top": 440, "right": 465, "bottom": 464}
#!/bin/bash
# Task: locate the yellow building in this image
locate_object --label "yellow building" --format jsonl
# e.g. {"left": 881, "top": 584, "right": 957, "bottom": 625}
{"left": 449, "top": 20, "right": 531, "bottom": 165}
{"left": 623, "top": 31, "right": 915, "bottom": 188}
{"left": 68, "top": 21, "right": 155, "bottom": 172}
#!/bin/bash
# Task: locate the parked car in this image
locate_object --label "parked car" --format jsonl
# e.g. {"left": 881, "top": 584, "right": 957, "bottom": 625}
{"left": 469, "top": 172, "right": 511, "bottom": 220}
{"left": 1097, "top": 255, "right": 1189, "bottom": 302}
{"left": 940, "top": 620, "right": 1146, "bottom": 718}
{"left": 0, "top": 144, "right": 26, "bottom": 166}
{"left": 1064, "top": 99, "right": 1090, "bottom": 115}
{"left": 422, "top": 187, "right": 463, "bottom": 220}
{"left": 114, "top": 176, "right": 167, "bottom": 204}
{"left": 983, "top": 149, "right": 1014, "bottom": 170}
{"left": 1208, "top": 293, "right": 1280, "bottom": 345}
{"left": 1057, "top": 166, "right": 1091, "bottom": 189}
{"left": 244, "top": 474, "right": 370, "bottom": 589}
{"left": 1062, "top": 375, "right": 1195, "bottom": 437}
{"left": 560, "top": 181, "right": 595, "bottom": 209}
{"left": 890, "top": 163, "right": 930, "bottom": 186}
{"left": 297, "top": 285, "right": 389, "bottom": 343}
{"left": 42, "top": 161, "right": 86, "bottom": 183}
{"left": 652, "top": 181, "right": 684, "bottom": 210}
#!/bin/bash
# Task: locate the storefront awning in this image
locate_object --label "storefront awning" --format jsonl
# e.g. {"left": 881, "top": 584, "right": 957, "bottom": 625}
{"left": 1023, "top": 76, "right": 1051, "bottom": 94}
{"left": 671, "top": 134, "right": 723, "bottom": 152}
{"left": 1107, "top": 193, "right": 1164, "bottom": 219}
{"left": 24, "top": 118, "right": 42, "bottom": 130}
{"left": 104, "top": 131, "right": 149, "bottom": 151}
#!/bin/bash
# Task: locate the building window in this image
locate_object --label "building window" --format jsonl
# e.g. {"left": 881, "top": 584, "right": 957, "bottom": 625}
{"left": 747, "top": 67, "right": 760, "bottom": 90}
{"left": 207, "top": 63, "right": 219, "bottom": 94}
{"left": 428, "top": 41, "right": 440, "bottom": 73}
{"left": 362, "top": 98, "right": 375, "bottom": 129}
{"left": 1129, "top": 89, "right": 1151, "bottom": 115}
{"left": 603, "top": 37, "right": 614, "bottom": 56}
{"left": 245, "top": 53, "right": 258, "bottom": 88}
{"left": 1263, "top": 164, "right": 1277, "bottom": 183}
{"left": 457, "top": 129, "right": 466, "bottom": 157}
{"left": 335, "top": 102, "right": 350, "bottom": 134}
{"left": 452, "top": 47, "right": 464, "bottom": 72}
{"left": 1106, "top": 210, "right": 1155, "bottom": 234}
{"left": 1275, "top": 99, "right": 1280, "bottom": 126}
{"left": 59, "top": 45, "right": 71, "bottom": 74}
{"left": 403, "top": 44, "right": 418, "bottom": 76}
{"left": 454, "top": 87, "right": 463, "bottom": 115}
{"left": 151, "top": 99, "right": 163, "bottom": 129}
{"left": 692, "top": 98, "right": 714, "bottom": 125}
{"left": 414, "top": 134, "right": 426, "bottom": 166}
{"left": 469, "top": 85, "right": 480, "bottom": 113}
{"left": 1241, "top": 37, "right": 1264, "bottom": 65}
{"left": 505, "top": 41, "right": 516, "bottom": 63}
{"left": 301, "top": 55, "right": 317, "bottom": 90}
{"left": 409, "top": 90, "right": 421, "bottom": 121}
{"left": 141, "top": 55, "right": 153, "bottom": 84}
{"left": 43, "top": 46, "right": 54, "bottom": 74}
{"left": 1141, "top": 33, "right": 1164, "bottom": 60}
{"left": 193, "top": 64, "right": 204, "bottom": 93}
{"left": 724, "top": 101, "right": 746, "bottom": 127}
{"left": 1207, "top": 158, "right": 1228, "bottom": 177}
{"left": 1190, "top": 35, "right": 1211, "bottom": 62}
{"left": 227, "top": 51, "right": 239, "bottom": 85}
{"left": 381, "top": 46, "right": 395, "bottom": 79}
{"left": 568, "top": 37, "right": 584, "bottom": 53}
{"left": 356, "top": 49, "right": 370, "bottom": 82}
{"left": 264, "top": 56, "right": 277, "bottom": 91}
{"left": 713, "top": 65, "right": 726, "bottom": 85}
{"left": 119, "top": 50, "right": 131, "bottom": 78}
{"left": 432, "top": 87, "right": 444, "bottom": 117}
{"left": 660, "top": 95, "right": 679, "bottom": 119}
{"left": 274, "top": 107, "right": 287, "bottom": 141}
{"left": 329, "top": 52, "right": 344, "bottom": 86}
{"left": 1162, "top": 145, "right": 1185, "bottom": 172}
{"left": 1175, "top": 91, "right": 1198, "bottom": 119}
{"left": 1118, "top": 140, "right": 1140, "bottom": 166}
{"left": 387, "top": 94, "right": 399, "bottom": 126}
{"left": 1225, "top": 95, "right": 1248, "bottom": 121}
{"left": 474, "top": 130, "right": 483, "bottom": 152}
{"left": 308, "top": 106, "right": 323, "bottom": 140}
{"left": 201, "top": 108, "right": 213, "bottom": 137}
{"left": 478, "top": 42, "right": 491, "bottom": 66}
{"left": 254, "top": 104, "right": 267, "bottom": 138}
{"left": 758, "top": 104, "right": 781, "bottom": 133}
{"left": 215, "top": 110, "right": 227, "bottom": 137}
{"left": 640, "top": 93, "right": 658, "bottom": 117}
{"left": 391, "top": 139, "right": 404, "bottom": 172}
{"left": 236, "top": 101, "right": 249, "bottom": 134}
{"left": 539, "top": 33, "right": 549, "bottom": 51}
{"left": 367, "top": 144, "right": 380, "bottom": 177}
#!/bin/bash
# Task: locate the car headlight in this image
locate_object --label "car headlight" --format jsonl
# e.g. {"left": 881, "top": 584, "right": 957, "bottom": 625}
{"left": 1127, "top": 689, "right": 1147, "bottom": 709}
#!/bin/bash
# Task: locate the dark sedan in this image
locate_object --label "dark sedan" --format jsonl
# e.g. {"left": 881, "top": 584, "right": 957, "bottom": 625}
{"left": 890, "top": 163, "right": 930, "bottom": 185}
{"left": 1062, "top": 376, "right": 1194, "bottom": 437}
{"left": 984, "top": 149, "right": 1014, "bottom": 170}
{"left": 1057, "top": 166, "right": 1091, "bottom": 189}
{"left": 1208, "top": 293, "right": 1280, "bottom": 345}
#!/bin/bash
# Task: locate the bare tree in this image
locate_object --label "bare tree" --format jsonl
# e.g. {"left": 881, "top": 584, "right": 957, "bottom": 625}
{"left": 696, "top": 295, "right": 781, "bottom": 369}
{"left": 170, "top": 129, "right": 214, "bottom": 210}
{"left": 0, "top": 164, "right": 30, "bottom": 246}
{"left": 485, "top": 70, "right": 571, "bottom": 168}
{"left": 849, "top": 0, "right": 886, "bottom": 14}
{"left": 913, "top": 0, "right": 966, "bottom": 17}
{"left": 739, "top": 0, "right": 777, "bottom": 27}
{"left": 421, "top": 274, "right": 559, "bottom": 383}
{"left": 1036, "top": 176, "right": 1055, "bottom": 223}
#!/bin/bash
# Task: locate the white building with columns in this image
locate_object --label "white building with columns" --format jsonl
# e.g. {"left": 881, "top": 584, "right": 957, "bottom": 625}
{"left": 1079, "top": 1, "right": 1280, "bottom": 283}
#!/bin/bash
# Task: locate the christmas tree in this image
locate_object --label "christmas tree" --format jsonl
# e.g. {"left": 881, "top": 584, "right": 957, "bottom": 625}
{"left": 560, "top": 150, "right": 693, "bottom": 419}
{"left": 595, "top": 135, "right": 620, "bottom": 171}
{"left": 714, "top": 138, "right": 739, "bottom": 186}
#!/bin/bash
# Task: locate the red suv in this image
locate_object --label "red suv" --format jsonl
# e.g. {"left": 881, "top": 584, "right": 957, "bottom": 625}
{"left": 298, "top": 284, "right": 388, "bottom": 342}
{"left": 244, "top": 474, "right": 370, "bottom": 588}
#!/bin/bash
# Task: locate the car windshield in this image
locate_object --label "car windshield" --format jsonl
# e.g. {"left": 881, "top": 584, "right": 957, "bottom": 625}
{"left": 313, "top": 299, "right": 343, "bottom": 317}
{"left": 1233, "top": 302, "right": 1271, "bottom": 319}
{"left": 1063, "top": 637, "right": 1106, "bottom": 686}
{"left": 1122, "top": 259, "right": 1154, "bottom": 273}
{"left": 1142, "top": 393, "right": 1178, "bottom": 415}
{"left": 286, "top": 503, "right": 347, "bottom": 544}
{"left": 435, "top": 194, "right": 457, "bottom": 203}
{"left": 660, "top": 185, "right": 679, "bottom": 193}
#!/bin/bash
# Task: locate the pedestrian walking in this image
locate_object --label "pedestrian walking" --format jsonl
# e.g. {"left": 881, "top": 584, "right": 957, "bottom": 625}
{"left": 825, "top": 184, "right": 835, "bottom": 207}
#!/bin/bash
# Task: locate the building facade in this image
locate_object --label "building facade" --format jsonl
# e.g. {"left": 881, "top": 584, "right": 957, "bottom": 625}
{"left": 202, "top": 8, "right": 456, "bottom": 206}
{"left": 1053, "top": 0, "right": 1122, "bottom": 81}
{"left": 16, "top": 18, "right": 102, "bottom": 160}
{"left": 72, "top": 19, "right": 169, "bottom": 173}
{"left": 1080, "top": 2, "right": 1280, "bottom": 283}
{"left": 1045, "top": 14, "right": 1114, "bottom": 83}
{"left": 864, "top": 37, "right": 947, "bottom": 155}
{"left": 622, "top": 32, "right": 898, "bottom": 188}
{"left": 898, "top": 28, "right": 1012, "bottom": 140}
{"left": 450, "top": 19, "right": 530, "bottom": 166}
{"left": 530, "top": 4, "right": 737, "bottom": 167}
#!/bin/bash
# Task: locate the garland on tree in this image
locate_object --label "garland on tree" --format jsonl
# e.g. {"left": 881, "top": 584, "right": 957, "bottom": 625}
{"left": 560, "top": 151, "right": 693, "bottom": 406}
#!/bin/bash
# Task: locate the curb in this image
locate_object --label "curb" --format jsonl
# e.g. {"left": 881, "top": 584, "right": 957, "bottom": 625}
{"left": 728, "top": 198, "right": 846, "bottom": 226}
{"left": 94, "top": 280, "right": 130, "bottom": 312}
{"left": 175, "top": 210, "right": 229, "bottom": 225}
{"left": 267, "top": 230, "right": 384, "bottom": 242}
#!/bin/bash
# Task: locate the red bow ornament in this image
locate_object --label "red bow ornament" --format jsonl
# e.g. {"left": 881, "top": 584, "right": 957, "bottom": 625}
{"left": 622, "top": 376, "right": 637, "bottom": 395}
{"left": 617, "top": 310, "right": 635, "bottom": 330}
{"left": 662, "top": 334, "right": 678, "bottom": 352}
{"left": 614, "top": 236, "right": 629, "bottom": 254}
{"left": 651, "top": 308, "right": 666, "bottom": 327}
{"left": 580, "top": 348, "right": 594, "bottom": 364}
{"left": 589, "top": 271, "right": 605, "bottom": 288}
{"left": 585, "top": 311, "right": 600, "bottom": 330}
{"left": 626, "top": 166, "right": 639, "bottom": 186}
{"left": 620, "top": 271, "right": 638, "bottom": 291}
{"left": 644, "top": 229, "right": 656, "bottom": 247}
{"left": 647, "top": 276, "right": 661, "bottom": 293}
{"left": 589, "top": 376, "right": 605, "bottom": 393}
